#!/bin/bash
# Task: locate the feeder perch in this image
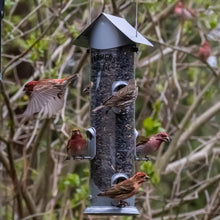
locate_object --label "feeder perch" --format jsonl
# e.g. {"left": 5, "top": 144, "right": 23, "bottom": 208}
{"left": 73, "top": 12, "right": 153, "bottom": 215}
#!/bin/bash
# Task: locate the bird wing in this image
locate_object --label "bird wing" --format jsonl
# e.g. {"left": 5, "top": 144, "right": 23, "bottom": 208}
{"left": 103, "top": 80, "right": 138, "bottom": 109}
{"left": 101, "top": 180, "right": 135, "bottom": 196}
{"left": 23, "top": 83, "right": 65, "bottom": 118}
{"left": 136, "top": 136, "right": 149, "bottom": 147}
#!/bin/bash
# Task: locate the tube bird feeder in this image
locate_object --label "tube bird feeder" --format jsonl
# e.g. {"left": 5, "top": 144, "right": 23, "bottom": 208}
{"left": 73, "top": 13, "right": 153, "bottom": 215}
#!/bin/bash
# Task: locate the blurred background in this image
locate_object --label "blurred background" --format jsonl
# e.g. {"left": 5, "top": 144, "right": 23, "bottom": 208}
{"left": 0, "top": 0, "right": 220, "bottom": 219}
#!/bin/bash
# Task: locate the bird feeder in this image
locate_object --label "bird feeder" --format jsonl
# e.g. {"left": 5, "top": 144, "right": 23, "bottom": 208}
{"left": 73, "top": 13, "right": 153, "bottom": 215}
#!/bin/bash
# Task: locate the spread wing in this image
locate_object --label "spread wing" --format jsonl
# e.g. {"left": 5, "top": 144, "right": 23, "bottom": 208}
{"left": 136, "top": 136, "right": 149, "bottom": 147}
{"left": 23, "top": 83, "right": 65, "bottom": 118}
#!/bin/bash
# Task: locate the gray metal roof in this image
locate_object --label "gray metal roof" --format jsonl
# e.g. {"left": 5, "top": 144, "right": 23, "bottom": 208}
{"left": 73, "top": 13, "right": 153, "bottom": 49}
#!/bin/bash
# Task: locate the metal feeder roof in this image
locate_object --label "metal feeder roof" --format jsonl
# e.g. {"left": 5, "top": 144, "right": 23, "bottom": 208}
{"left": 73, "top": 13, "right": 153, "bottom": 49}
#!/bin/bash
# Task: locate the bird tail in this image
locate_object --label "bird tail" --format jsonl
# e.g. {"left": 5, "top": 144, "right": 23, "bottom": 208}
{"left": 63, "top": 73, "right": 79, "bottom": 86}
{"left": 92, "top": 105, "right": 105, "bottom": 112}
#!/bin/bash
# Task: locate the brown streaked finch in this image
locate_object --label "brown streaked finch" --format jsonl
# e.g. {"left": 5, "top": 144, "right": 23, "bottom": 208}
{"left": 22, "top": 74, "right": 78, "bottom": 118}
{"left": 174, "top": 1, "right": 197, "bottom": 20}
{"left": 199, "top": 41, "right": 211, "bottom": 62}
{"left": 97, "top": 172, "right": 149, "bottom": 207}
{"left": 92, "top": 78, "right": 138, "bottom": 113}
{"left": 64, "top": 129, "right": 87, "bottom": 160}
{"left": 136, "top": 132, "right": 170, "bottom": 158}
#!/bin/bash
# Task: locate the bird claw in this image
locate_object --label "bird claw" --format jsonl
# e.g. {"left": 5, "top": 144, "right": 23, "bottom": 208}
{"left": 145, "top": 156, "right": 151, "bottom": 161}
{"left": 111, "top": 200, "right": 129, "bottom": 208}
{"left": 117, "top": 200, "right": 129, "bottom": 208}
{"left": 72, "top": 155, "right": 85, "bottom": 160}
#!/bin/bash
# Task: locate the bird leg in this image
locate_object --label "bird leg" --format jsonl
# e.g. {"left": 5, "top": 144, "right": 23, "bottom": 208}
{"left": 80, "top": 155, "right": 85, "bottom": 160}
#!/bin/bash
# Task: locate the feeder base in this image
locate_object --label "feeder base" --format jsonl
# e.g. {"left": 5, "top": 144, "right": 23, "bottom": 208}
{"left": 84, "top": 206, "right": 139, "bottom": 215}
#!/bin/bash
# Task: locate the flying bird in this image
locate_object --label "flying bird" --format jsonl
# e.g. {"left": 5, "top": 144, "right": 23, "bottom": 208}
{"left": 97, "top": 172, "right": 149, "bottom": 207}
{"left": 22, "top": 74, "right": 78, "bottom": 118}
{"left": 92, "top": 79, "right": 138, "bottom": 112}
{"left": 64, "top": 129, "right": 87, "bottom": 160}
{"left": 199, "top": 41, "right": 211, "bottom": 62}
{"left": 174, "top": 1, "right": 197, "bottom": 20}
{"left": 136, "top": 132, "right": 170, "bottom": 158}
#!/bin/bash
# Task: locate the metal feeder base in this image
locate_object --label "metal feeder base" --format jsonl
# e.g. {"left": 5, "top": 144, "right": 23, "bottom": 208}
{"left": 84, "top": 206, "right": 139, "bottom": 215}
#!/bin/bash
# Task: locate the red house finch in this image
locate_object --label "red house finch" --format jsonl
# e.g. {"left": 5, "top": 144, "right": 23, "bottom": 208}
{"left": 64, "top": 129, "right": 87, "bottom": 160}
{"left": 92, "top": 79, "right": 138, "bottom": 112}
{"left": 199, "top": 41, "right": 211, "bottom": 62}
{"left": 98, "top": 172, "right": 149, "bottom": 207}
{"left": 136, "top": 132, "right": 170, "bottom": 158}
{"left": 174, "top": 1, "right": 197, "bottom": 20}
{"left": 22, "top": 74, "right": 78, "bottom": 118}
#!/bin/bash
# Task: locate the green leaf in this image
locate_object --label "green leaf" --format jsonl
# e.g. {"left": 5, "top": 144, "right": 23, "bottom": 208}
{"left": 140, "top": 161, "right": 160, "bottom": 185}
{"left": 143, "top": 117, "right": 164, "bottom": 136}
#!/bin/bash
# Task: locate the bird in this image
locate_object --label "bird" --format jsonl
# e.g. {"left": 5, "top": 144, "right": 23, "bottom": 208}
{"left": 136, "top": 132, "right": 170, "bottom": 158}
{"left": 199, "top": 41, "right": 211, "bottom": 62}
{"left": 174, "top": 1, "right": 197, "bottom": 20}
{"left": 97, "top": 172, "right": 149, "bottom": 207}
{"left": 22, "top": 74, "right": 78, "bottom": 118}
{"left": 64, "top": 128, "right": 87, "bottom": 160}
{"left": 92, "top": 78, "right": 138, "bottom": 113}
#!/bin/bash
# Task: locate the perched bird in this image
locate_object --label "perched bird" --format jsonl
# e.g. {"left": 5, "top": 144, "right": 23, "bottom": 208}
{"left": 174, "top": 1, "right": 197, "bottom": 20}
{"left": 136, "top": 132, "right": 170, "bottom": 158}
{"left": 64, "top": 129, "right": 87, "bottom": 160}
{"left": 98, "top": 172, "right": 149, "bottom": 207}
{"left": 199, "top": 41, "right": 211, "bottom": 62}
{"left": 22, "top": 74, "right": 78, "bottom": 118}
{"left": 92, "top": 79, "right": 138, "bottom": 112}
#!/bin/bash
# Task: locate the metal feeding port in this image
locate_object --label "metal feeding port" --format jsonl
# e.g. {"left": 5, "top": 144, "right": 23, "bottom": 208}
{"left": 73, "top": 127, "right": 96, "bottom": 160}
{"left": 86, "top": 127, "right": 96, "bottom": 160}
{"left": 72, "top": 12, "right": 153, "bottom": 215}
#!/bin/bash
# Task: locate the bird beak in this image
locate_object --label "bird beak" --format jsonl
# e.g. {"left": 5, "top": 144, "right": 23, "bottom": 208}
{"left": 164, "top": 136, "right": 171, "bottom": 143}
{"left": 145, "top": 175, "right": 150, "bottom": 180}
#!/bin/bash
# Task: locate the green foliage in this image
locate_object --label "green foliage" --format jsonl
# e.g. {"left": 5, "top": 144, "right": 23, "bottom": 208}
{"left": 184, "top": 94, "right": 194, "bottom": 105}
{"left": 121, "top": 216, "right": 133, "bottom": 220}
{"left": 58, "top": 171, "right": 89, "bottom": 209}
{"left": 44, "top": 68, "right": 59, "bottom": 79}
{"left": 5, "top": 0, "right": 15, "bottom": 7}
{"left": 143, "top": 117, "right": 164, "bottom": 137}
{"left": 68, "top": 25, "right": 80, "bottom": 38}
{"left": 187, "top": 67, "right": 199, "bottom": 80}
{"left": 204, "top": 86, "right": 217, "bottom": 101}
{"left": 152, "top": 99, "right": 163, "bottom": 119}
{"left": 208, "top": 12, "right": 218, "bottom": 29}
{"left": 71, "top": 184, "right": 89, "bottom": 207}
{"left": 59, "top": 173, "right": 80, "bottom": 191}
{"left": 141, "top": 161, "right": 160, "bottom": 185}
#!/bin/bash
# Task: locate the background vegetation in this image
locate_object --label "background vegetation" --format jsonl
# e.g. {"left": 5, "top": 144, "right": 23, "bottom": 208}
{"left": 0, "top": 0, "right": 220, "bottom": 219}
